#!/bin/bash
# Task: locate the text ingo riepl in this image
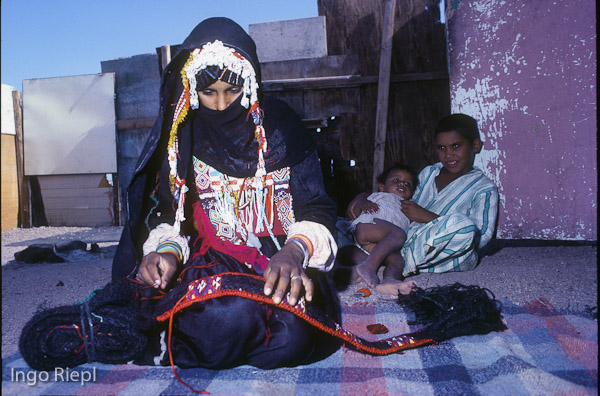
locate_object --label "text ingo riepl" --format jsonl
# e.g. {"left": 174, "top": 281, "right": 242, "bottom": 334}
{"left": 10, "top": 367, "right": 97, "bottom": 386}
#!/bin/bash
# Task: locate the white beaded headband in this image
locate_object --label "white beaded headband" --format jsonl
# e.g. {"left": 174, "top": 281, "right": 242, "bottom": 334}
{"left": 184, "top": 40, "right": 259, "bottom": 110}
{"left": 166, "top": 40, "right": 267, "bottom": 234}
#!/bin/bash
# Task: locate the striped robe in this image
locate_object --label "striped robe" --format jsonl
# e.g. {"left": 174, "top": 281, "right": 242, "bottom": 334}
{"left": 401, "top": 163, "right": 499, "bottom": 275}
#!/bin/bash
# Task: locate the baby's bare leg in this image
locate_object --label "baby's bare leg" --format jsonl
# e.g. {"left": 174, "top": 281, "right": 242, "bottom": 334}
{"left": 381, "top": 251, "right": 405, "bottom": 281}
{"left": 336, "top": 245, "right": 367, "bottom": 267}
{"left": 335, "top": 245, "right": 368, "bottom": 285}
{"left": 375, "top": 252, "right": 417, "bottom": 295}
{"left": 355, "top": 220, "right": 406, "bottom": 288}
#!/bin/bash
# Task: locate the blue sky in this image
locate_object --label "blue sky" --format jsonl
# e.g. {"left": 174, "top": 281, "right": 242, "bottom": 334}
{"left": 1, "top": 0, "right": 318, "bottom": 90}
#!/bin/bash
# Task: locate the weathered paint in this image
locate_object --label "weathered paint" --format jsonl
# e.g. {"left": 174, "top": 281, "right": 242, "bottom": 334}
{"left": 447, "top": 0, "right": 596, "bottom": 240}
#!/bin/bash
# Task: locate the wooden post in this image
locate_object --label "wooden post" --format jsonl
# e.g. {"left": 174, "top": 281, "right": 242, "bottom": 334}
{"left": 111, "top": 173, "right": 121, "bottom": 226}
{"left": 372, "top": 0, "right": 397, "bottom": 191}
{"left": 161, "top": 45, "right": 171, "bottom": 73}
{"left": 12, "top": 90, "right": 31, "bottom": 228}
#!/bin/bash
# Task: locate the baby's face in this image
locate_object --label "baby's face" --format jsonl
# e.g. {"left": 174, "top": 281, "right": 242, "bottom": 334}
{"left": 380, "top": 169, "right": 414, "bottom": 199}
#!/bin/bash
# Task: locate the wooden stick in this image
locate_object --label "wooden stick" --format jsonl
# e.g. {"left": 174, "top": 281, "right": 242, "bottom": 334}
{"left": 116, "top": 117, "right": 157, "bottom": 131}
{"left": 372, "top": 0, "right": 397, "bottom": 191}
{"left": 261, "top": 71, "right": 448, "bottom": 91}
{"left": 12, "top": 90, "right": 31, "bottom": 228}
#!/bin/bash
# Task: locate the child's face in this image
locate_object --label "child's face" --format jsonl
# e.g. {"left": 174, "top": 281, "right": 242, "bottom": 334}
{"left": 379, "top": 169, "right": 415, "bottom": 199}
{"left": 434, "top": 130, "right": 482, "bottom": 177}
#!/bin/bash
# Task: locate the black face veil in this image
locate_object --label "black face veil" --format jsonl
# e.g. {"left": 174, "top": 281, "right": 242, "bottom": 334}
{"left": 113, "top": 18, "right": 315, "bottom": 279}
{"left": 157, "top": 17, "right": 312, "bottom": 182}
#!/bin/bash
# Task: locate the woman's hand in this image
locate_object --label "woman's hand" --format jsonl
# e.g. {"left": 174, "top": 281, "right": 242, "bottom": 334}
{"left": 136, "top": 252, "right": 178, "bottom": 290}
{"left": 346, "top": 192, "right": 379, "bottom": 220}
{"left": 263, "top": 243, "right": 313, "bottom": 306}
{"left": 401, "top": 201, "right": 439, "bottom": 223}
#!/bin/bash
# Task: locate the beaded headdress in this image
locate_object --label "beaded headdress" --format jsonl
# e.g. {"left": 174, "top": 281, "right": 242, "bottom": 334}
{"left": 166, "top": 40, "right": 268, "bottom": 233}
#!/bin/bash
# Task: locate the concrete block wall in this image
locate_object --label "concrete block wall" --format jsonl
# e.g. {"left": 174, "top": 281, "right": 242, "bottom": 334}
{"left": 249, "top": 16, "right": 327, "bottom": 62}
{"left": 101, "top": 54, "right": 161, "bottom": 121}
{"left": 101, "top": 54, "right": 161, "bottom": 223}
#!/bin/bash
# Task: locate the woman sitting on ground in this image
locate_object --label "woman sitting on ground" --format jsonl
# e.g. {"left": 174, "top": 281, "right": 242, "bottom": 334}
{"left": 112, "top": 17, "right": 340, "bottom": 369}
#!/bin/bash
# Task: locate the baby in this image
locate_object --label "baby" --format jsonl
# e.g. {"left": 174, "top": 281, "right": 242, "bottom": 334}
{"left": 349, "top": 164, "right": 418, "bottom": 295}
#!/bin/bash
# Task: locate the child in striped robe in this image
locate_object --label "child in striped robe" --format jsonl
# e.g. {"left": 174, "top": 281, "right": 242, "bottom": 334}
{"left": 347, "top": 114, "right": 498, "bottom": 283}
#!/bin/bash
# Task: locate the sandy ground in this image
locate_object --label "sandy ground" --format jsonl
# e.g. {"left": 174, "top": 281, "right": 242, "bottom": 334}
{"left": 2, "top": 226, "right": 597, "bottom": 358}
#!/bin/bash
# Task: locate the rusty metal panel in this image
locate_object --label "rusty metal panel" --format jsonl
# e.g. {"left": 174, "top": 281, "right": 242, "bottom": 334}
{"left": 23, "top": 73, "right": 117, "bottom": 176}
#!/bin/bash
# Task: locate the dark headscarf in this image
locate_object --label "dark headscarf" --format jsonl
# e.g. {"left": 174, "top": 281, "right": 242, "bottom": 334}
{"left": 153, "top": 17, "right": 312, "bottom": 179}
{"left": 113, "top": 18, "right": 314, "bottom": 279}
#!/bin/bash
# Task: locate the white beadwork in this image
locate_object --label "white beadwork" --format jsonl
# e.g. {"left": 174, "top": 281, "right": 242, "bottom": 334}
{"left": 164, "top": 40, "right": 271, "bottom": 250}
{"left": 184, "top": 41, "right": 259, "bottom": 110}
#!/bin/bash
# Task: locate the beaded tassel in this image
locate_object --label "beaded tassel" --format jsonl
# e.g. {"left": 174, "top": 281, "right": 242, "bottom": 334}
{"left": 166, "top": 40, "right": 281, "bottom": 249}
{"left": 184, "top": 42, "right": 258, "bottom": 110}
{"left": 173, "top": 182, "right": 188, "bottom": 234}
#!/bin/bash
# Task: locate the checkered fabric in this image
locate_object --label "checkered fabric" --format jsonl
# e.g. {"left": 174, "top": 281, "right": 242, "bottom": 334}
{"left": 3, "top": 297, "right": 596, "bottom": 395}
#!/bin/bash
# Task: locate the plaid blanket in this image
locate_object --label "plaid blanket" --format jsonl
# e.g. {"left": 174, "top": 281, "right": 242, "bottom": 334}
{"left": 2, "top": 297, "right": 597, "bottom": 396}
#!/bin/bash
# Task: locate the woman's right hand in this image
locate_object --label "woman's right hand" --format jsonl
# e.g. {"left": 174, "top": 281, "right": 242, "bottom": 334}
{"left": 136, "top": 252, "right": 178, "bottom": 290}
{"left": 346, "top": 192, "right": 379, "bottom": 220}
{"left": 263, "top": 243, "right": 312, "bottom": 306}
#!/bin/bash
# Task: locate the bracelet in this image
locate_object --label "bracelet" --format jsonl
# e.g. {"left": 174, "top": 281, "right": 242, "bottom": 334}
{"left": 156, "top": 240, "right": 183, "bottom": 263}
{"left": 288, "top": 239, "right": 310, "bottom": 269}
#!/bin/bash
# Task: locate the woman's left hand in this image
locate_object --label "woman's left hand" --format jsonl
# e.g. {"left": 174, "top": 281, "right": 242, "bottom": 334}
{"left": 263, "top": 243, "right": 313, "bottom": 306}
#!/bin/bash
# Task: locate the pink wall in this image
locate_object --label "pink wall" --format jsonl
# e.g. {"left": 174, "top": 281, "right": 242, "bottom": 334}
{"left": 447, "top": 0, "right": 597, "bottom": 240}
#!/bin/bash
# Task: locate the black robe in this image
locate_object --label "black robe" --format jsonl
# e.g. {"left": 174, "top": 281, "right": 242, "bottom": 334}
{"left": 111, "top": 17, "right": 340, "bottom": 369}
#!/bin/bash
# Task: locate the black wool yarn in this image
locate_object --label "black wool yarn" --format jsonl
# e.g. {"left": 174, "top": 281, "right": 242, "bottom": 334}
{"left": 399, "top": 283, "right": 507, "bottom": 342}
{"left": 19, "top": 279, "right": 147, "bottom": 371}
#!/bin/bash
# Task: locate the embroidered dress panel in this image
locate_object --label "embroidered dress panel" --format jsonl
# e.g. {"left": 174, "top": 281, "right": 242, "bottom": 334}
{"left": 193, "top": 156, "right": 294, "bottom": 244}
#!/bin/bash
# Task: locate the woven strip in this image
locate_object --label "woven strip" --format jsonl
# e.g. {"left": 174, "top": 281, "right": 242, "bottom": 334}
{"left": 156, "top": 272, "right": 435, "bottom": 355}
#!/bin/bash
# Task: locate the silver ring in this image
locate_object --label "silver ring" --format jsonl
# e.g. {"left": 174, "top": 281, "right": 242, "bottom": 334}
{"left": 290, "top": 275, "right": 302, "bottom": 282}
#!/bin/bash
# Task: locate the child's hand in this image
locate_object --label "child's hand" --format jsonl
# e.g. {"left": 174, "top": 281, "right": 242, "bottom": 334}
{"left": 401, "top": 201, "right": 438, "bottom": 223}
{"left": 346, "top": 193, "right": 379, "bottom": 220}
{"left": 357, "top": 200, "right": 380, "bottom": 215}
